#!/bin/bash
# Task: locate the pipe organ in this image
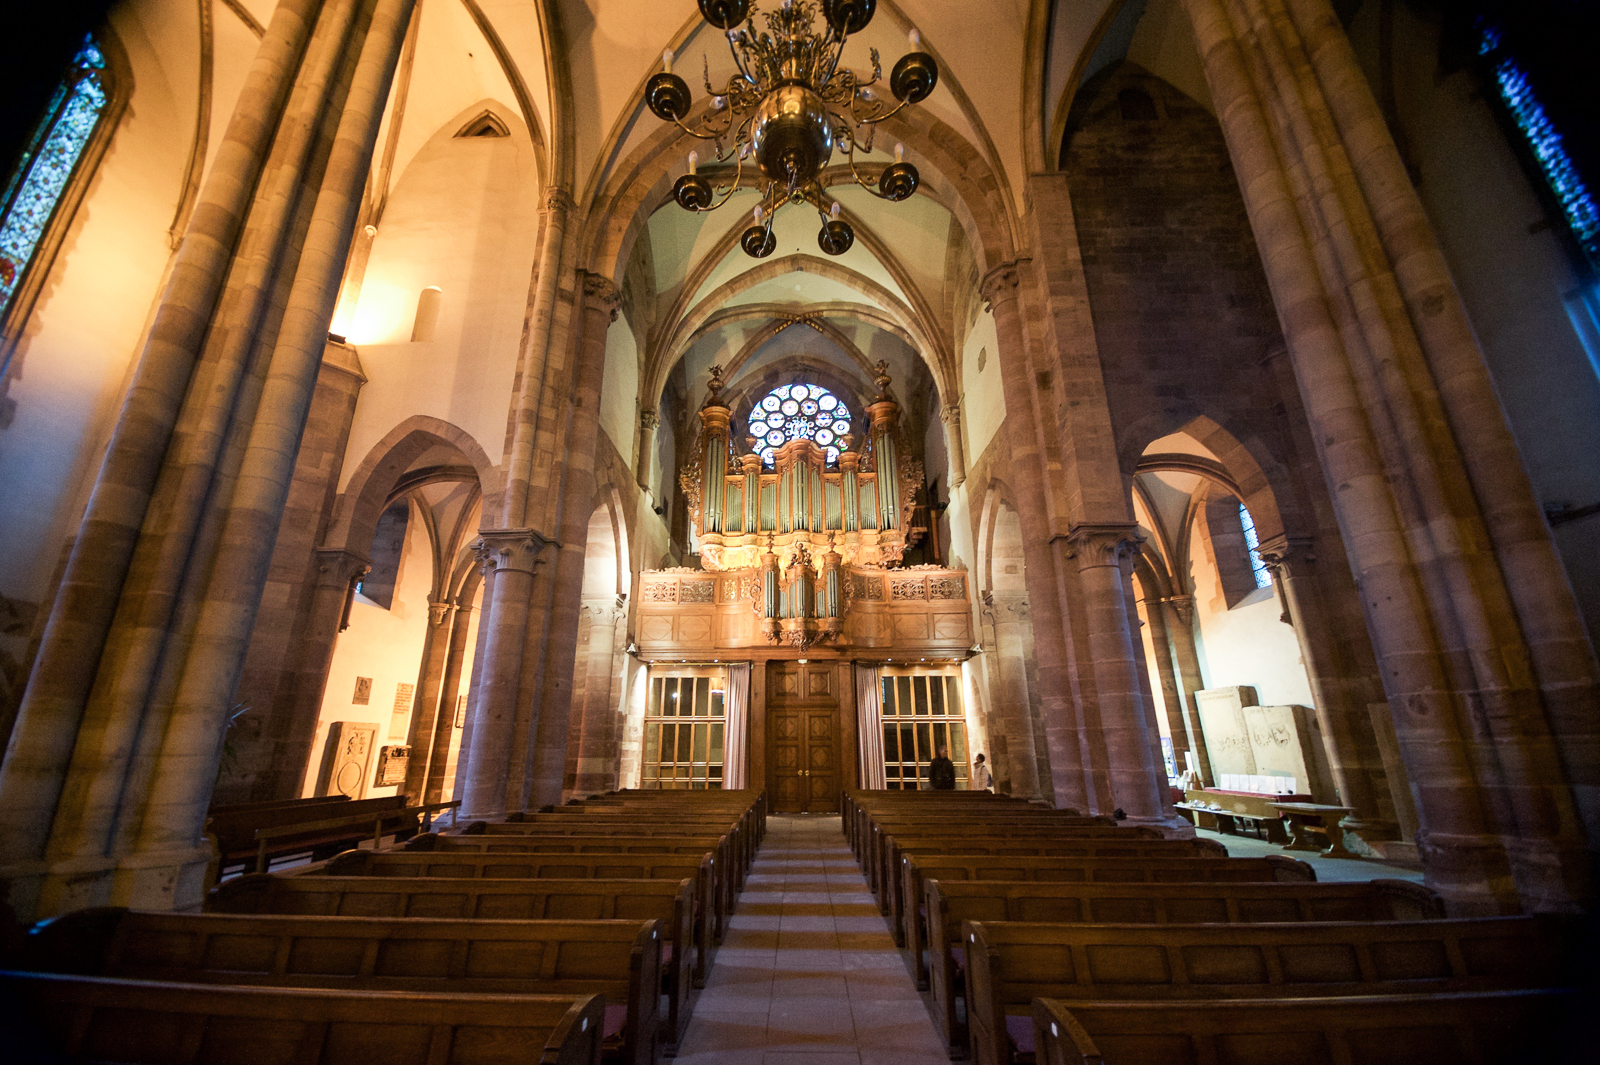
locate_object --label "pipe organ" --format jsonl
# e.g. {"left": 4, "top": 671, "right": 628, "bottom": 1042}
{"left": 648, "top": 365, "right": 971, "bottom": 656}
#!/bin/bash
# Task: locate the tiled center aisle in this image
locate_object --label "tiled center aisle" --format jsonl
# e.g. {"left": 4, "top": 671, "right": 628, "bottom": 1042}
{"left": 672, "top": 814, "right": 949, "bottom": 1065}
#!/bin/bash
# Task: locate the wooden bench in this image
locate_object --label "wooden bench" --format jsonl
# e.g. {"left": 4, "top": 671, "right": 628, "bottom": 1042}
{"left": 842, "top": 792, "right": 1072, "bottom": 853}
{"left": 894, "top": 852, "right": 1312, "bottom": 994}
{"left": 207, "top": 873, "right": 698, "bottom": 1049}
{"left": 865, "top": 819, "right": 1133, "bottom": 896}
{"left": 277, "top": 848, "right": 720, "bottom": 987}
{"left": 966, "top": 916, "right": 1577, "bottom": 1065}
{"left": 884, "top": 835, "right": 1220, "bottom": 937}
{"left": 205, "top": 794, "right": 412, "bottom": 875}
{"left": 408, "top": 834, "right": 737, "bottom": 940}
{"left": 0, "top": 969, "right": 604, "bottom": 1065}
{"left": 489, "top": 818, "right": 757, "bottom": 884}
{"left": 460, "top": 828, "right": 749, "bottom": 896}
{"left": 921, "top": 878, "right": 1445, "bottom": 1052}
{"left": 25, "top": 908, "right": 659, "bottom": 1065}
{"left": 1030, "top": 989, "right": 1579, "bottom": 1065}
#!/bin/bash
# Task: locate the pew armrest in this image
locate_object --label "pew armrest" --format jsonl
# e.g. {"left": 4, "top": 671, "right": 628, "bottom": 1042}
{"left": 1266, "top": 854, "right": 1316, "bottom": 881}
{"left": 1032, "top": 998, "right": 1105, "bottom": 1065}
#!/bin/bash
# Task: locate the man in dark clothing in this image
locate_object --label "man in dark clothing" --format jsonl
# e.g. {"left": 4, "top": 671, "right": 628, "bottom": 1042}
{"left": 929, "top": 746, "right": 957, "bottom": 790}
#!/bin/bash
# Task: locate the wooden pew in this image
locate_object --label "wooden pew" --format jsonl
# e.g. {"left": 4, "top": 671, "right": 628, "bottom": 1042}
{"left": 406, "top": 834, "right": 737, "bottom": 941}
{"left": 500, "top": 815, "right": 757, "bottom": 876}
{"left": 462, "top": 827, "right": 748, "bottom": 897}
{"left": 281, "top": 848, "right": 719, "bottom": 987}
{"left": 25, "top": 908, "right": 658, "bottom": 1065}
{"left": 206, "top": 794, "right": 412, "bottom": 875}
{"left": 884, "top": 835, "right": 1221, "bottom": 935}
{"left": 966, "top": 916, "right": 1577, "bottom": 1065}
{"left": 0, "top": 969, "right": 604, "bottom": 1065}
{"left": 842, "top": 791, "right": 1066, "bottom": 854}
{"left": 865, "top": 818, "right": 1132, "bottom": 895}
{"left": 921, "top": 878, "right": 1445, "bottom": 1051}
{"left": 208, "top": 873, "right": 698, "bottom": 1049}
{"left": 1030, "top": 989, "right": 1579, "bottom": 1065}
{"left": 492, "top": 818, "right": 757, "bottom": 885}
{"left": 895, "top": 853, "right": 1312, "bottom": 992}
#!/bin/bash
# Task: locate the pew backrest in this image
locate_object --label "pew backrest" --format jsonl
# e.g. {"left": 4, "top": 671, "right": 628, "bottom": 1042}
{"left": 0, "top": 969, "right": 604, "bottom": 1065}
{"left": 967, "top": 916, "right": 1576, "bottom": 1065}
{"left": 1030, "top": 990, "right": 1578, "bottom": 1065}
{"left": 27, "top": 910, "right": 657, "bottom": 1065}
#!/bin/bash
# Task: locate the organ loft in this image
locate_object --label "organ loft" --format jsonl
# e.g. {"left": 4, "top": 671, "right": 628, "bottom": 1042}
{"left": 0, "top": 0, "right": 1594, "bottom": 1060}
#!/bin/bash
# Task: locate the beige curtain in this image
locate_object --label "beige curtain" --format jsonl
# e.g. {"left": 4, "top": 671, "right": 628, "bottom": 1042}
{"left": 722, "top": 662, "right": 751, "bottom": 789}
{"left": 855, "top": 663, "right": 886, "bottom": 789}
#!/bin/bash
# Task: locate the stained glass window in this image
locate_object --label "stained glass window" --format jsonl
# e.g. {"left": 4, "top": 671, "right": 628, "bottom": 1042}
{"left": 1479, "top": 22, "right": 1600, "bottom": 269}
{"left": 0, "top": 36, "right": 110, "bottom": 317}
{"left": 1238, "top": 503, "right": 1272, "bottom": 589}
{"left": 747, "top": 382, "right": 852, "bottom": 467}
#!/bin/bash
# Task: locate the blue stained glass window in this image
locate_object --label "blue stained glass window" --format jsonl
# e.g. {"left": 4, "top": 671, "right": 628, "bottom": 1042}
{"left": 0, "top": 37, "right": 109, "bottom": 315}
{"left": 1479, "top": 22, "right": 1600, "bottom": 267}
{"left": 1238, "top": 503, "right": 1272, "bottom": 589}
{"left": 748, "top": 382, "right": 850, "bottom": 466}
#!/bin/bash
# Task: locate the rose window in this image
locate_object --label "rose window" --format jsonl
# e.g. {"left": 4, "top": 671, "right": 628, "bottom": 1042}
{"left": 748, "top": 383, "right": 851, "bottom": 466}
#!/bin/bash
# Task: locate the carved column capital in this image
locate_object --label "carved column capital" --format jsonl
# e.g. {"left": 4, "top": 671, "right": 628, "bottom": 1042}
{"left": 473, "top": 528, "right": 553, "bottom": 575}
{"left": 1163, "top": 594, "right": 1195, "bottom": 627}
{"left": 939, "top": 402, "right": 961, "bottom": 425}
{"left": 1063, "top": 523, "right": 1143, "bottom": 569}
{"left": 581, "top": 272, "right": 622, "bottom": 322}
{"left": 543, "top": 186, "right": 573, "bottom": 214}
{"left": 314, "top": 547, "right": 370, "bottom": 588}
{"left": 639, "top": 408, "right": 660, "bottom": 430}
{"left": 979, "top": 260, "right": 1028, "bottom": 311}
{"left": 427, "top": 597, "right": 451, "bottom": 627}
{"left": 1255, "top": 534, "right": 1316, "bottom": 578}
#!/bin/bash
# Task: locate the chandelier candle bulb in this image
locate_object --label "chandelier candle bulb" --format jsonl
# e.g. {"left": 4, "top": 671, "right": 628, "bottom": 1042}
{"left": 662, "top": 49, "right": 673, "bottom": 73}
{"left": 909, "top": 28, "right": 920, "bottom": 47}
{"left": 831, "top": 201, "right": 841, "bottom": 218}
{"left": 689, "top": 151, "right": 698, "bottom": 175}
{"left": 895, "top": 143, "right": 904, "bottom": 162}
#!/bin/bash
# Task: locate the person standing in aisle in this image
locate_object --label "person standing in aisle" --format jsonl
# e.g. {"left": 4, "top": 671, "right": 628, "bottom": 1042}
{"left": 929, "top": 746, "right": 956, "bottom": 790}
{"left": 971, "top": 752, "right": 992, "bottom": 792}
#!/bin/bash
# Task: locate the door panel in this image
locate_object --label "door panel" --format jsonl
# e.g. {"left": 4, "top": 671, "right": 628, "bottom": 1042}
{"left": 767, "top": 662, "right": 840, "bottom": 813}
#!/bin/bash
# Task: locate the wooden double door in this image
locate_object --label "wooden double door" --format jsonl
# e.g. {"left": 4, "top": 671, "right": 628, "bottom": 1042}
{"left": 767, "top": 661, "right": 840, "bottom": 813}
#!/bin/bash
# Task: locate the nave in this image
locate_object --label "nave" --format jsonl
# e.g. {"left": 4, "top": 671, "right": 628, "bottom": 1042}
{"left": 4, "top": 787, "right": 1586, "bottom": 1064}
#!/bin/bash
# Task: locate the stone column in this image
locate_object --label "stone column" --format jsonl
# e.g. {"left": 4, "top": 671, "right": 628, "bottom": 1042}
{"left": 940, "top": 403, "right": 966, "bottom": 488}
{"left": 501, "top": 188, "right": 573, "bottom": 527}
{"left": 1257, "top": 534, "right": 1397, "bottom": 840}
{"left": 573, "top": 597, "right": 627, "bottom": 795}
{"left": 402, "top": 596, "right": 455, "bottom": 801}
{"left": 636, "top": 409, "right": 659, "bottom": 495}
{"left": 981, "top": 591, "right": 1042, "bottom": 800}
{"left": 95, "top": 0, "right": 420, "bottom": 913}
{"left": 1160, "top": 595, "right": 1214, "bottom": 785}
{"left": 424, "top": 592, "right": 476, "bottom": 804}
{"left": 1139, "top": 586, "right": 1192, "bottom": 777}
{"left": 1183, "top": 0, "right": 1591, "bottom": 910}
{"left": 1287, "top": 1, "right": 1599, "bottom": 838}
{"left": 526, "top": 273, "right": 620, "bottom": 810}
{"left": 459, "top": 530, "right": 549, "bottom": 819}
{"left": 1066, "top": 525, "right": 1170, "bottom": 823}
{"left": 981, "top": 264, "right": 1087, "bottom": 812}
{"left": 0, "top": 0, "right": 325, "bottom": 912}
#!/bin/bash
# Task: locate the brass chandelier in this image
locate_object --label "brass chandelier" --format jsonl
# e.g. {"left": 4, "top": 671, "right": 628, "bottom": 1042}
{"left": 645, "top": 0, "right": 938, "bottom": 258}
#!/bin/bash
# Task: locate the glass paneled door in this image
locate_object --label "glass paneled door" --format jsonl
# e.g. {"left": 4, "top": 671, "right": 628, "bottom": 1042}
{"left": 880, "top": 669, "right": 971, "bottom": 789}
{"left": 642, "top": 668, "right": 727, "bottom": 789}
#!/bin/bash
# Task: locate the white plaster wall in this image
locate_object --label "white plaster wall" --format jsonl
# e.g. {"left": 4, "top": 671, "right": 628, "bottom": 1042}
{"left": 598, "top": 309, "right": 639, "bottom": 469}
{"left": 303, "top": 499, "right": 434, "bottom": 798}
{"left": 1189, "top": 524, "right": 1314, "bottom": 709}
{"left": 338, "top": 122, "right": 540, "bottom": 490}
{"left": 960, "top": 309, "right": 1005, "bottom": 465}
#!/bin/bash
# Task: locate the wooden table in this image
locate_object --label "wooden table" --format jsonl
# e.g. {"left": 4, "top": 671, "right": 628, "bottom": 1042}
{"left": 1270, "top": 802, "right": 1358, "bottom": 857}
